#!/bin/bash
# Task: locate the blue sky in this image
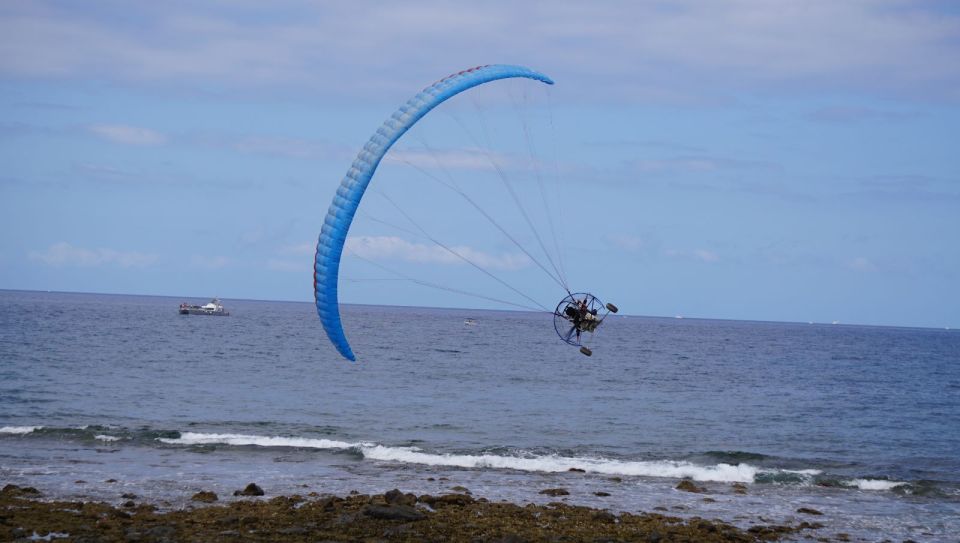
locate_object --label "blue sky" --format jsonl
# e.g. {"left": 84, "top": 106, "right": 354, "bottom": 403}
{"left": 1, "top": 0, "right": 958, "bottom": 328}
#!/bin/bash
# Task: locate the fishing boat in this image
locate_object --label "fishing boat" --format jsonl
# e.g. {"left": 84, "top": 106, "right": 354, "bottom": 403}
{"left": 178, "top": 298, "right": 229, "bottom": 316}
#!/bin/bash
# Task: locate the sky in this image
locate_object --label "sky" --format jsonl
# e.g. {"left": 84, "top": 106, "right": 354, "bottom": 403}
{"left": 1, "top": 0, "right": 958, "bottom": 328}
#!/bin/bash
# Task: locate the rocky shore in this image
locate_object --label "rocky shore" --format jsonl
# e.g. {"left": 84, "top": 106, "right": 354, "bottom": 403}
{"left": 1, "top": 483, "right": 824, "bottom": 542}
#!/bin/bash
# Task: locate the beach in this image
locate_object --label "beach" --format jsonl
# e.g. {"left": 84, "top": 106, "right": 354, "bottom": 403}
{"left": 2, "top": 483, "right": 827, "bottom": 542}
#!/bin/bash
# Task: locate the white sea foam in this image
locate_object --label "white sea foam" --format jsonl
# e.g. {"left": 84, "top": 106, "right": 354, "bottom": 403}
{"left": 94, "top": 434, "right": 121, "bottom": 442}
{"left": 154, "top": 431, "right": 850, "bottom": 485}
{"left": 782, "top": 469, "right": 823, "bottom": 476}
{"left": 157, "top": 431, "right": 760, "bottom": 482}
{"left": 0, "top": 426, "right": 41, "bottom": 434}
{"left": 361, "top": 445, "right": 759, "bottom": 483}
{"left": 844, "top": 478, "right": 907, "bottom": 491}
{"left": 157, "top": 432, "right": 357, "bottom": 450}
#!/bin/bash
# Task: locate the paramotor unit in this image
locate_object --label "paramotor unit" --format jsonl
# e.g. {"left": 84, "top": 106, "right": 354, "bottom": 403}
{"left": 553, "top": 293, "right": 618, "bottom": 356}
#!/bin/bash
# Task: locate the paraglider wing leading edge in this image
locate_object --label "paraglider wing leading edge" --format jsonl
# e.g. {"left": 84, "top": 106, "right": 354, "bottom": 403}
{"left": 314, "top": 65, "right": 555, "bottom": 361}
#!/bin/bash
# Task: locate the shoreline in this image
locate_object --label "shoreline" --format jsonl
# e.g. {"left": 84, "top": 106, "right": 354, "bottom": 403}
{"left": 2, "top": 483, "right": 828, "bottom": 542}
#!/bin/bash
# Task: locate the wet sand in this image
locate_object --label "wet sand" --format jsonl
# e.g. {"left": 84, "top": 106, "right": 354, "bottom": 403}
{"left": 1, "top": 484, "right": 825, "bottom": 542}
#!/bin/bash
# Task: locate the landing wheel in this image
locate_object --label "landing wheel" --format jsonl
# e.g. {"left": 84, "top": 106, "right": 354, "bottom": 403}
{"left": 605, "top": 303, "right": 618, "bottom": 313}
{"left": 579, "top": 346, "right": 593, "bottom": 357}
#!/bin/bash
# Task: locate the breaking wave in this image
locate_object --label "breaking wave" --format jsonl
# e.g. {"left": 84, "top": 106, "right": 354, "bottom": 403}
{"left": 844, "top": 478, "right": 908, "bottom": 491}
{"left": 157, "top": 432, "right": 359, "bottom": 450}
{"left": 361, "top": 444, "right": 759, "bottom": 483}
{"left": 149, "top": 431, "right": 831, "bottom": 486}
{"left": 0, "top": 426, "right": 43, "bottom": 434}
{"left": 2, "top": 426, "right": 923, "bottom": 491}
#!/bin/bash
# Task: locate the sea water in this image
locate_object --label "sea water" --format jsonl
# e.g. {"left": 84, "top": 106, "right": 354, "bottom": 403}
{"left": 1, "top": 290, "right": 958, "bottom": 541}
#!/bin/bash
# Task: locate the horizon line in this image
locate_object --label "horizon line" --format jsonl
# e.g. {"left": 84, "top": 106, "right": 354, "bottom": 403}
{"left": 1, "top": 287, "right": 954, "bottom": 332}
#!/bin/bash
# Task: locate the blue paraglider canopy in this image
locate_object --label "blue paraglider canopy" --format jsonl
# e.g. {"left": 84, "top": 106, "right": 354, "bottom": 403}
{"left": 314, "top": 65, "right": 616, "bottom": 360}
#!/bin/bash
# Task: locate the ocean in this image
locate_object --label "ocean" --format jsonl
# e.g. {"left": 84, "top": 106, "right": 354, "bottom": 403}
{"left": 1, "top": 289, "right": 958, "bottom": 541}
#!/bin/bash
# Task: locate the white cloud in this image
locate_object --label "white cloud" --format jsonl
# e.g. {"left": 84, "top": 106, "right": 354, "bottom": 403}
{"left": 609, "top": 234, "right": 646, "bottom": 252}
{"left": 666, "top": 248, "right": 720, "bottom": 263}
{"left": 190, "top": 255, "right": 230, "bottom": 269}
{"left": 386, "top": 147, "right": 515, "bottom": 172}
{"left": 278, "top": 242, "right": 314, "bottom": 256}
{"left": 846, "top": 256, "right": 877, "bottom": 272}
{"left": 807, "top": 106, "right": 915, "bottom": 124}
{"left": 213, "top": 135, "right": 349, "bottom": 160}
{"left": 29, "top": 242, "right": 158, "bottom": 268}
{"left": 630, "top": 155, "right": 776, "bottom": 175}
{"left": 89, "top": 124, "right": 166, "bottom": 146}
{"left": 267, "top": 258, "right": 303, "bottom": 272}
{"left": 693, "top": 249, "right": 720, "bottom": 263}
{"left": 2, "top": 1, "right": 956, "bottom": 101}
{"left": 346, "top": 235, "right": 530, "bottom": 270}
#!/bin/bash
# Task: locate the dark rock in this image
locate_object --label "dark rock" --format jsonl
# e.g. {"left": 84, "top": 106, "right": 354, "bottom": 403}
{"left": 647, "top": 530, "right": 662, "bottom": 543}
{"left": 450, "top": 485, "right": 471, "bottom": 493}
{"left": 332, "top": 512, "right": 358, "bottom": 526}
{"left": 362, "top": 503, "right": 426, "bottom": 521}
{"left": 692, "top": 519, "right": 717, "bottom": 532}
{"left": 593, "top": 491, "right": 611, "bottom": 497}
{"left": 748, "top": 521, "right": 824, "bottom": 539}
{"left": 217, "top": 515, "right": 239, "bottom": 525}
{"left": 319, "top": 496, "right": 342, "bottom": 511}
{"left": 702, "top": 497, "right": 716, "bottom": 503}
{"left": 233, "top": 483, "right": 264, "bottom": 496}
{"left": 191, "top": 490, "right": 218, "bottom": 503}
{"left": 122, "top": 493, "right": 138, "bottom": 499}
{"left": 731, "top": 482, "right": 748, "bottom": 494}
{"left": 75, "top": 479, "right": 86, "bottom": 484}
{"left": 384, "top": 488, "right": 416, "bottom": 506}
{"left": 608, "top": 477, "right": 622, "bottom": 483}
{"left": 2, "top": 484, "right": 41, "bottom": 497}
{"left": 568, "top": 467, "right": 586, "bottom": 473}
{"left": 797, "top": 507, "right": 823, "bottom": 515}
{"left": 675, "top": 480, "right": 706, "bottom": 493}
{"left": 123, "top": 500, "right": 136, "bottom": 508}
{"left": 105, "top": 478, "right": 118, "bottom": 483}
{"left": 592, "top": 510, "right": 617, "bottom": 522}
{"left": 430, "top": 493, "right": 475, "bottom": 507}
{"left": 132, "top": 503, "right": 157, "bottom": 514}
{"left": 539, "top": 488, "right": 570, "bottom": 496}
{"left": 269, "top": 495, "right": 301, "bottom": 508}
